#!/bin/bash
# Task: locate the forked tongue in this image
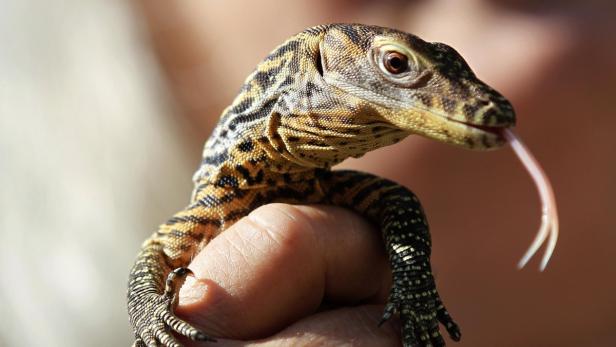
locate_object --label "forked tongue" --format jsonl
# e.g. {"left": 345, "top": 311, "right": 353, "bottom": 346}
{"left": 503, "top": 129, "right": 559, "bottom": 271}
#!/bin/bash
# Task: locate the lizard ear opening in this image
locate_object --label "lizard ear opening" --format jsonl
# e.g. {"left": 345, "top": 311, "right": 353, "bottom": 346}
{"left": 315, "top": 44, "right": 324, "bottom": 76}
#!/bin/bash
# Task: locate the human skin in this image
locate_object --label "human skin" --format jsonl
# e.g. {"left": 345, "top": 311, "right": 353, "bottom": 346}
{"left": 176, "top": 204, "right": 403, "bottom": 346}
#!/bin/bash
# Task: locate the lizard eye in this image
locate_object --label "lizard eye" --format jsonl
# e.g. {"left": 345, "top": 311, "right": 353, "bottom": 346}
{"left": 371, "top": 40, "right": 430, "bottom": 87}
{"left": 383, "top": 51, "right": 409, "bottom": 74}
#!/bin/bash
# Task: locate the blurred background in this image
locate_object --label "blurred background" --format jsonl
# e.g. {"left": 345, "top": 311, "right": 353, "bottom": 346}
{"left": 1, "top": 0, "right": 615, "bottom": 346}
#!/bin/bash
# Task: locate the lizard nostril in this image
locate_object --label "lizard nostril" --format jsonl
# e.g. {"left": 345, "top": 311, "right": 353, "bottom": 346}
{"left": 476, "top": 97, "right": 491, "bottom": 106}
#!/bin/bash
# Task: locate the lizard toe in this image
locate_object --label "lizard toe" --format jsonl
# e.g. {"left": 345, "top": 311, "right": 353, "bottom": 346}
{"left": 435, "top": 297, "right": 461, "bottom": 342}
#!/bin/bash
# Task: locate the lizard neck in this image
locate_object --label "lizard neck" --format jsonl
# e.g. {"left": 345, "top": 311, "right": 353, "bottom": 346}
{"left": 192, "top": 27, "right": 330, "bottom": 190}
{"left": 191, "top": 114, "right": 319, "bottom": 191}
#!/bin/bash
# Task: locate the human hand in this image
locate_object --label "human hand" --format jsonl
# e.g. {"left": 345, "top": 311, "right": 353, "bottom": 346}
{"left": 176, "top": 203, "right": 401, "bottom": 346}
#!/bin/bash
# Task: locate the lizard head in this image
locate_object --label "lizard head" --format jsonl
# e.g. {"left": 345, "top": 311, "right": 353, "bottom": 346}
{"left": 242, "top": 24, "right": 516, "bottom": 170}
{"left": 318, "top": 24, "right": 516, "bottom": 150}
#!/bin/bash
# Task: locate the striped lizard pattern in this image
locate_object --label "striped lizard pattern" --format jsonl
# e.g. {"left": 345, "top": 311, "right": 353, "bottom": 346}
{"left": 127, "top": 24, "right": 515, "bottom": 347}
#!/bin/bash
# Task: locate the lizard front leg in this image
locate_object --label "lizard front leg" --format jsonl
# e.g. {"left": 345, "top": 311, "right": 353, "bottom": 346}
{"left": 127, "top": 180, "right": 325, "bottom": 346}
{"left": 320, "top": 170, "right": 461, "bottom": 347}
{"left": 127, "top": 191, "right": 233, "bottom": 346}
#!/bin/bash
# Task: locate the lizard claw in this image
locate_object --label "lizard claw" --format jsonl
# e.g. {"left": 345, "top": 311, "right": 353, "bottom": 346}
{"left": 132, "top": 337, "right": 146, "bottom": 347}
{"left": 129, "top": 267, "right": 215, "bottom": 347}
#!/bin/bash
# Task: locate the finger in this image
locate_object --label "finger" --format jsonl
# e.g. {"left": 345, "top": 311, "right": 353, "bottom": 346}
{"left": 251, "top": 305, "right": 401, "bottom": 347}
{"left": 180, "top": 305, "right": 401, "bottom": 347}
{"left": 176, "top": 203, "right": 391, "bottom": 340}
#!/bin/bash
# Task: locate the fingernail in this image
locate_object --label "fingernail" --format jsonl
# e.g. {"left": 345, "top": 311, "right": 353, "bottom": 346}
{"left": 179, "top": 276, "right": 208, "bottom": 306}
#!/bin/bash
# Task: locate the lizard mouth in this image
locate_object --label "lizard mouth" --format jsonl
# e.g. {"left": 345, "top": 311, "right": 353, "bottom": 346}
{"left": 462, "top": 122, "right": 508, "bottom": 137}
{"left": 400, "top": 106, "right": 515, "bottom": 149}
{"left": 445, "top": 118, "right": 512, "bottom": 148}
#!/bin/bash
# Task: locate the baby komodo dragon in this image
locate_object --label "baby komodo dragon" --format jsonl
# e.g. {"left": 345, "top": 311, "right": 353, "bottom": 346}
{"left": 127, "top": 24, "right": 515, "bottom": 347}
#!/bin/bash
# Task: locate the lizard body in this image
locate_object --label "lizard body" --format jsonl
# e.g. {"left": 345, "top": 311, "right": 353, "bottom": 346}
{"left": 128, "top": 24, "right": 515, "bottom": 347}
